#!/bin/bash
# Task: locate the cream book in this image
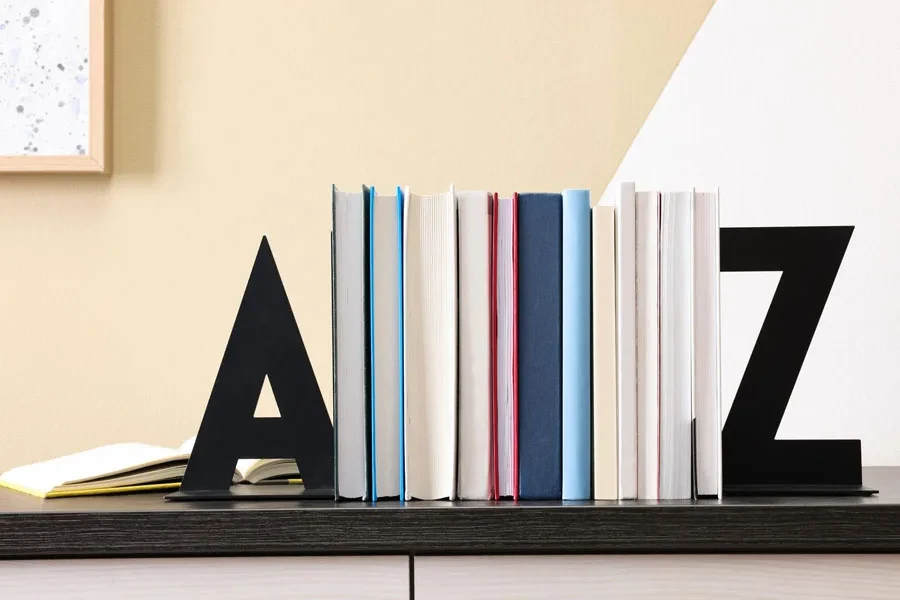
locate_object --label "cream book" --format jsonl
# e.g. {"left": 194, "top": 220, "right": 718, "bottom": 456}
{"left": 403, "top": 185, "right": 458, "bottom": 501}
{"left": 456, "top": 190, "right": 492, "bottom": 500}
{"left": 601, "top": 181, "right": 637, "bottom": 500}
{"left": 591, "top": 204, "right": 618, "bottom": 500}
{"left": 636, "top": 190, "right": 661, "bottom": 501}
{"left": 0, "top": 437, "right": 301, "bottom": 499}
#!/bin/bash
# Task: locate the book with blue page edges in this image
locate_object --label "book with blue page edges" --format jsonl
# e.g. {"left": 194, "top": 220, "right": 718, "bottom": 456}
{"left": 369, "top": 186, "right": 405, "bottom": 499}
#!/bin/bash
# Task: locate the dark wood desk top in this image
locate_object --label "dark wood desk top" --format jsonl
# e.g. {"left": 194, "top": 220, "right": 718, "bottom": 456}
{"left": 0, "top": 467, "right": 897, "bottom": 559}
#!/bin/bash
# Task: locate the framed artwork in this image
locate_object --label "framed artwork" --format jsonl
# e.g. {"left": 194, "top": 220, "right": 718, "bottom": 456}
{"left": 0, "top": 0, "right": 109, "bottom": 173}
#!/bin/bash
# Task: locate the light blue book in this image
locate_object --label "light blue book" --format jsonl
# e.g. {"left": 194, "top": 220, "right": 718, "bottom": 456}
{"left": 562, "top": 189, "right": 592, "bottom": 500}
{"left": 369, "top": 185, "right": 405, "bottom": 500}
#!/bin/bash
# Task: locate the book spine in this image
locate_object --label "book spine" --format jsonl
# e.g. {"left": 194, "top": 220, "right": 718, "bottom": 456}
{"left": 517, "top": 193, "right": 563, "bottom": 501}
{"left": 616, "top": 182, "right": 638, "bottom": 500}
{"left": 368, "top": 186, "right": 377, "bottom": 501}
{"left": 448, "top": 185, "right": 459, "bottom": 502}
{"left": 397, "top": 186, "right": 406, "bottom": 502}
{"left": 363, "top": 185, "right": 373, "bottom": 502}
{"left": 402, "top": 186, "right": 410, "bottom": 502}
{"left": 562, "top": 189, "right": 592, "bottom": 500}
{"left": 693, "top": 189, "right": 721, "bottom": 498}
{"left": 457, "top": 191, "right": 492, "bottom": 500}
{"left": 659, "top": 191, "right": 694, "bottom": 500}
{"left": 591, "top": 206, "right": 618, "bottom": 500}
{"left": 511, "top": 193, "right": 520, "bottom": 501}
{"left": 637, "top": 191, "right": 661, "bottom": 500}
{"left": 331, "top": 185, "right": 339, "bottom": 501}
{"left": 490, "top": 193, "right": 499, "bottom": 501}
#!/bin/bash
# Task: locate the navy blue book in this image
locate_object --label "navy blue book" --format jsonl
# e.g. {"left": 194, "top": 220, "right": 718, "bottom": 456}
{"left": 517, "top": 192, "right": 563, "bottom": 500}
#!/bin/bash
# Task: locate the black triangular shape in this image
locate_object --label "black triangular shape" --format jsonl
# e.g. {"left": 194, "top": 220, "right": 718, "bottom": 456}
{"left": 178, "top": 236, "right": 334, "bottom": 494}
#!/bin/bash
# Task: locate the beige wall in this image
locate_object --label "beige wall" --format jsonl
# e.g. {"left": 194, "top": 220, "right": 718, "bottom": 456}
{"left": 0, "top": 0, "right": 714, "bottom": 471}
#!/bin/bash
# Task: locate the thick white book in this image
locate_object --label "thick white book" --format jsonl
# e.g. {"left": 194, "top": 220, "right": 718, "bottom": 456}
{"left": 371, "top": 189, "right": 402, "bottom": 499}
{"left": 591, "top": 205, "right": 618, "bottom": 500}
{"left": 636, "top": 190, "right": 661, "bottom": 500}
{"left": 403, "top": 186, "right": 458, "bottom": 500}
{"left": 496, "top": 195, "right": 517, "bottom": 499}
{"left": 693, "top": 189, "right": 721, "bottom": 498}
{"left": 659, "top": 190, "right": 694, "bottom": 500}
{"left": 602, "top": 181, "right": 637, "bottom": 500}
{"left": 333, "top": 185, "right": 368, "bottom": 500}
{"left": 456, "top": 190, "right": 492, "bottom": 500}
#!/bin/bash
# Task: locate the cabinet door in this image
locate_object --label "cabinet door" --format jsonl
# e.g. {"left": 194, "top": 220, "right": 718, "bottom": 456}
{"left": 0, "top": 556, "right": 409, "bottom": 600}
{"left": 415, "top": 555, "right": 900, "bottom": 600}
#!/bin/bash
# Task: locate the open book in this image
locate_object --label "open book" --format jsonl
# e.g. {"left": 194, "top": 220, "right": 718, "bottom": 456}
{"left": 0, "top": 437, "right": 301, "bottom": 498}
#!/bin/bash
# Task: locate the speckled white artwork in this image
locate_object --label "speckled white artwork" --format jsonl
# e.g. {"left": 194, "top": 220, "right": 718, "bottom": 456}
{"left": 0, "top": 0, "right": 90, "bottom": 156}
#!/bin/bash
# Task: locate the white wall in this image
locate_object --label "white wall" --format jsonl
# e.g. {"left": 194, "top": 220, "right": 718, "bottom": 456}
{"left": 612, "top": 0, "right": 900, "bottom": 465}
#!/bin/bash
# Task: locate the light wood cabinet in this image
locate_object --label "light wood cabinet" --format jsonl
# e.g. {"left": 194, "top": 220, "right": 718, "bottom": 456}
{"left": 415, "top": 555, "right": 900, "bottom": 600}
{"left": 0, "top": 556, "right": 408, "bottom": 600}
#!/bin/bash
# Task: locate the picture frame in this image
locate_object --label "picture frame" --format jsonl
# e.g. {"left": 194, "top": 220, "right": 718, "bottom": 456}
{"left": 0, "top": 0, "right": 110, "bottom": 173}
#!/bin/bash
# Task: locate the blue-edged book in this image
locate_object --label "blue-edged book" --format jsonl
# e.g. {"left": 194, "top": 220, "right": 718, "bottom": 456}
{"left": 517, "top": 192, "right": 563, "bottom": 500}
{"left": 368, "top": 186, "right": 405, "bottom": 500}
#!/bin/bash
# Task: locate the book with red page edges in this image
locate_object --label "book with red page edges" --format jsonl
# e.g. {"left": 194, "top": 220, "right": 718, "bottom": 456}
{"left": 494, "top": 194, "right": 519, "bottom": 500}
{"left": 490, "top": 192, "right": 499, "bottom": 501}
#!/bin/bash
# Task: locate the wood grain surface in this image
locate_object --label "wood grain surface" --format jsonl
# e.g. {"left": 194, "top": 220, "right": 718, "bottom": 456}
{"left": 0, "top": 556, "right": 408, "bottom": 599}
{"left": 0, "top": 468, "right": 896, "bottom": 558}
{"left": 416, "top": 555, "right": 900, "bottom": 600}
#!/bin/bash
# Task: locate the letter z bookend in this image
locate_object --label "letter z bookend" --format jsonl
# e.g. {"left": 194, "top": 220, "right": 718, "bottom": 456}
{"left": 168, "top": 237, "right": 335, "bottom": 501}
{"left": 720, "top": 226, "right": 875, "bottom": 497}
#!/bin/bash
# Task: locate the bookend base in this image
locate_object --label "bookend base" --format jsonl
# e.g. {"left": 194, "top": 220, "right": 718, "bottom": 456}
{"left": 167, "top": 485, "right": 335, "bottom": 502}
{"left": 724, "top": 484, "right": 878, "bottom": 497}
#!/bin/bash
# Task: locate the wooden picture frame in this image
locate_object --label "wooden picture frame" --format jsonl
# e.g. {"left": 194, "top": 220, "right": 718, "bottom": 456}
{"left": 0, "top": 0, "right": 110, "bottom": 173}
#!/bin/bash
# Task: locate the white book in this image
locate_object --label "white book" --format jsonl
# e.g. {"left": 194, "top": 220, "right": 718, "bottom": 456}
{"left": 403, "top": 186, "right": 458, "bottom": 500}
{"left": 371, "top": 189, "right": 402, "bottom": 498}
{"left": 591, "top": 205, "right": 618, "bottom": 500}
{"left": 659, "top": 190, "right": 694, "bottom": 500}
{"left": 496, "top": 196, "right": 516, "bottom": 499}
{"left": 693, "top": 189, "right": 721, "bottom": 498}
{"left": 602, "top": 181, "right": 637, "bottom": 500}
{"left": 456, "top": 190, "right": 492, "bottom": 500}
{"left": 636, "top": 190, "right": 661, "bottom": 500}
{"left": 333, "top": 185, "right": 368, "bottom": 500}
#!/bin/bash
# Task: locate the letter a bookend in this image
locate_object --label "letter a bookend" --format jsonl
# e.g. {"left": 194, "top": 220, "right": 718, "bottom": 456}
{"left": 168, "top": 236, "right": 335, "bottom": 500}
{"left": 720, "top": 226, "right": 874, "bottom": 496}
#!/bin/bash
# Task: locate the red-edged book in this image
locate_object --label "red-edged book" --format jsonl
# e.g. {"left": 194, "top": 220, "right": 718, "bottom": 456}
{"left": 511, "top": 193, "right": 519, "bottom": 500}
{"left": 490, "top": 193, "right": 499, "bottom": 500}
{"left": 492, "top": 193, "right": 519, "bottom": 500}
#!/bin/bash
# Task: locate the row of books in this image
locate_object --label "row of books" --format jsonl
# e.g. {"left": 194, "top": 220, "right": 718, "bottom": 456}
{"left": 622, "top": 182, "right": 722, "bottom": 500}
{"left": 331, "top": 182, "right": 721, "bottom": 501}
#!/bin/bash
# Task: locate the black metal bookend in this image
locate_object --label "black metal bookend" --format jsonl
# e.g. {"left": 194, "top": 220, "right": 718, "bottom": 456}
{"left": 720, "top": 226, "right": 875, "bottom": 496}
{"left": 167, "top": 236, "right": 335, "bottom": 501}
